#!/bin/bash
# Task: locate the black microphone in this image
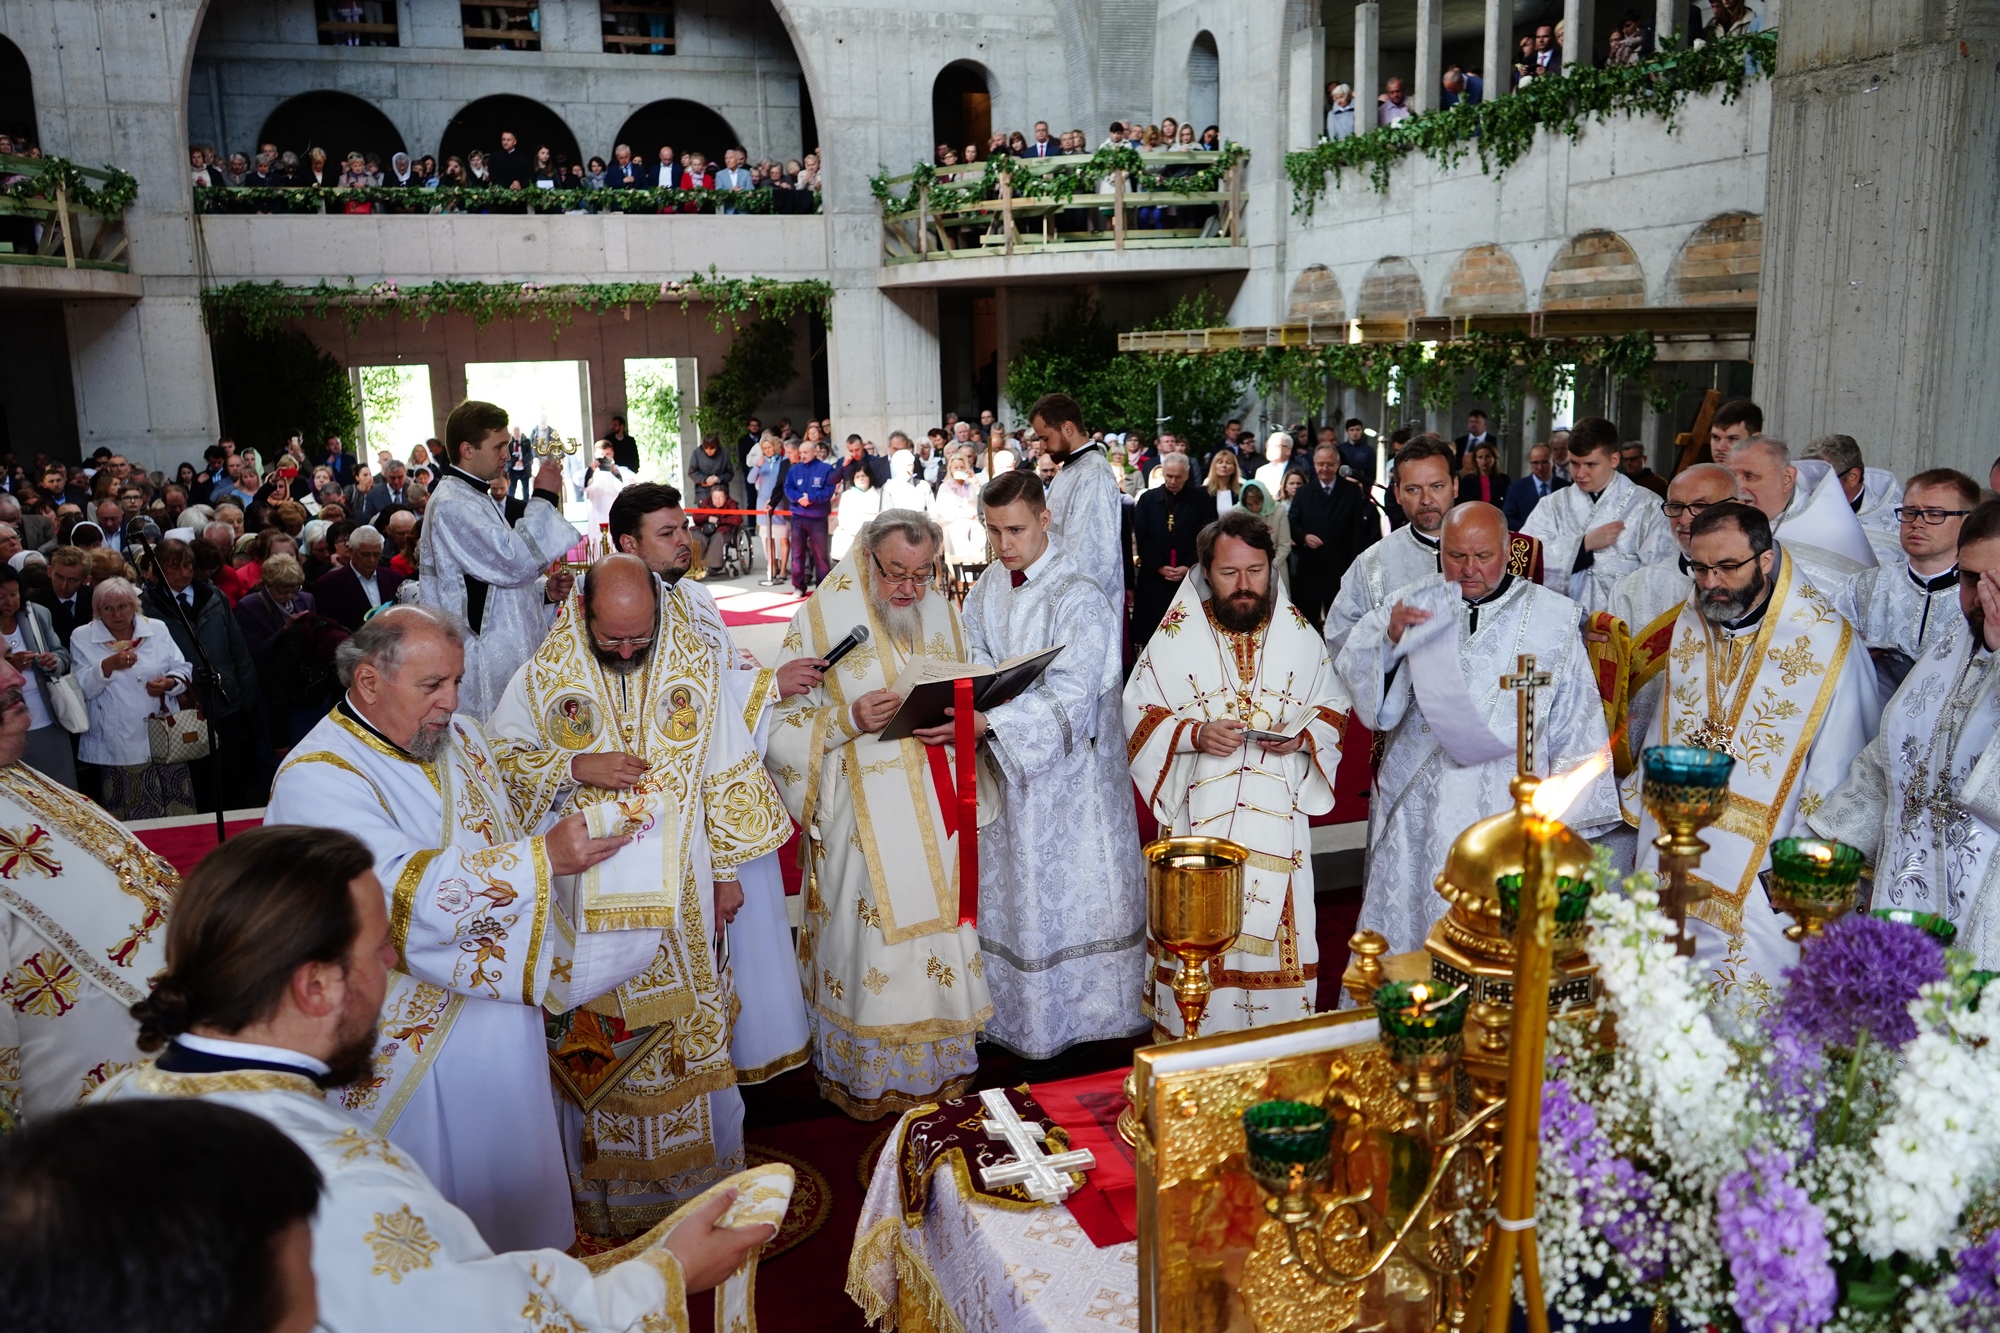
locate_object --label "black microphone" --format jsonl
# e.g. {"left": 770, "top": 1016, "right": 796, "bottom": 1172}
{"left": 820, "top": 624, "right": 870, "bottom": 669}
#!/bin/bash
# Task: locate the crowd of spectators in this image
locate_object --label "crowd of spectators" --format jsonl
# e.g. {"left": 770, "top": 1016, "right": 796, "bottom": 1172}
{"left": 933, "top": 116, "right": 1222, "bottom": 168}
{"left": 190, "top": 128, "right": 822, "bottom": 214}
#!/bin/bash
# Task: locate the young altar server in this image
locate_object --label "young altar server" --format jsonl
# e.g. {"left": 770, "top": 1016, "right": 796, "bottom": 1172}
{"left": 1124, "top": 509, "right": 1348, "bottom": 1031}
{"left": 1522, "top": 417, "right": 1677, "bottom": 614}
{"left": 96, "top": 825, "right": 781, "bottom": 1333}
{"left": 939, "top": 469, "right": 1147, "bottom": 1061}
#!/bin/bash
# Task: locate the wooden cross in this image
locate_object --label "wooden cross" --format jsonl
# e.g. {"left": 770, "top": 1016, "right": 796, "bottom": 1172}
{"left": 1499, "top": 654, "right": 1551, "bottom": 777}
{"left": 976, "top": 1088, "right": 1096, "bottom": 1203}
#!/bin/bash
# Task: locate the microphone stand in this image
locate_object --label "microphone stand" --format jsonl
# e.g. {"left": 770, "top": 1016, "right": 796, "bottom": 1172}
{"left": 126, "top": 522, "right": 230, "bottom": 846}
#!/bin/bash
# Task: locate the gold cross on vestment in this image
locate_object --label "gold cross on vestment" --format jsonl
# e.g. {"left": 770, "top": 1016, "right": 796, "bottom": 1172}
{"left": 1499, "top": 654, "right": 1552, "bottom": 777}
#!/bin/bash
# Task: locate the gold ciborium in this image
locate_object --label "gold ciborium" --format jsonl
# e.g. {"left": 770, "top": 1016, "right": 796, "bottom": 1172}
{"left": 1767, "top": 837, "right": 1864, "bottom": 942}
{"left": 1640, "top": 745, "right": 1735, "bottom": 955}
{"left": 1144, "top": 835, "right": 1246, "bottom": 1039}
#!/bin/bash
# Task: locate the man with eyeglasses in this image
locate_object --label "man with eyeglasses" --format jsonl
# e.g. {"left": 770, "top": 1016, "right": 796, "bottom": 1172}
{"left": 1830, "top": 469, "right": 1980, "bottom": 697}
{"left": 762, "top": 509, "right": 994, "bottom": 1116}
{"left": 485, "top": 554, "right": 792, "bottom": 1235}
{"left": 1727, "top": 435, "right": 1882, "bottom": 589}
{"left": 1802, "top": 433, "right": 1904, "bottom": 566}
{"left": 1522, "top": 417, "right": 1677, "bottom": 613}
{"left": 1813, "top": 499, "right": 2000, "bottom": 967}
{"left": 1626, "top": 503, "right": 1878, "bottom": 987}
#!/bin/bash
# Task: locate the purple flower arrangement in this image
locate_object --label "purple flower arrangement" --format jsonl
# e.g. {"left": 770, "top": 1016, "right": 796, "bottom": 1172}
{"left": 1774, "top": 914, "right": 1947, "bottom": 1051}
{"left": 1715, "top": 1148, "right": 1838, "bottom": 1333}
{"left": 1540, "top": 1079, "right": 1670, "bottom": 1283}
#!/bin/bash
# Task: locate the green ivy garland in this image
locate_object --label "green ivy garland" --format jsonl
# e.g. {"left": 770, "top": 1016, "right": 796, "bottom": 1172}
{"left": 200, "top": 270, "right": 834, "bottom": 340}
{"left": 870, "top": 143, "right": 1250, "bottom": 218}
{"left": 0, "top": 153, "right": 141, "bottom": 216}
{"left": 1128, "top": 329, "right": 1675, "bottom": 417}
{"left": 192, "top": 184, "right": 817, "bottom": 215}
{"left": 1284, "top": 31, "right": 1776, "bottom": 211}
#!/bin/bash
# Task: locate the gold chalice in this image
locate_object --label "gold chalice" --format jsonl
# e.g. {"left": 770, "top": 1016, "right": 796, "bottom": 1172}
{"left": 1767, "top": 838, "right": 1864, "bottom": 942}
{"left": 1640, "top": 746, "right": 1735, "bottom": 955}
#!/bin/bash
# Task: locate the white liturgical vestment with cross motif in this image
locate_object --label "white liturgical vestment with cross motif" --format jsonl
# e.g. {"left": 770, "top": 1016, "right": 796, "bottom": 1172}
{"left": 1522, "top": 470, "right": 1678, "bottom": 613}
{"left": 1322, "top": 523, "right": 1441, "bottom": 660}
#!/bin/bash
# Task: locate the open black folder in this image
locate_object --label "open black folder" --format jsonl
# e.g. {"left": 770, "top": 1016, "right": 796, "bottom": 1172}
{"left": 877, "top": 645, "right": 1064, "bottom": 742}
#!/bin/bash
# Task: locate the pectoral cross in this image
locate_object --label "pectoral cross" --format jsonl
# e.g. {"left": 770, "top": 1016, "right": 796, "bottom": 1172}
{"left": 975, "top": 1088, "right": 1096, "bottom": 1203}
{"left": 1499, "top": 654, "right": 1551, "bottom": 777}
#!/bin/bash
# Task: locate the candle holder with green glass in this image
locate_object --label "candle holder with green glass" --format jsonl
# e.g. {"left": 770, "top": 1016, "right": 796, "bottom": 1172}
{"left": 1768, "top": 838, "right": 1864, "bottom": 941}
{"left": 1640, "top": 745, "right": 1736, "bottom": 955}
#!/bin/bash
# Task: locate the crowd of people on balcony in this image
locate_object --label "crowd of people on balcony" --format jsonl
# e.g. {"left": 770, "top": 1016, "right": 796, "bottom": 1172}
{"left": 932, "top": 116, "right": 1222, "bottom": 168}
{"left": 189, "top": 129, "right": 822, "bottom": 213}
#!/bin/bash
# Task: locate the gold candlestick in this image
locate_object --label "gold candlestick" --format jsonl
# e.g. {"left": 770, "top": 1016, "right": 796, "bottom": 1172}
{"left": 1640, "top": 746, "right": 1736, "bottom": 956}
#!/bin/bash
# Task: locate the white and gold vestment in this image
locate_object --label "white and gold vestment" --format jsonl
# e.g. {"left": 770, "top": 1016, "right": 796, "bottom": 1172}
{"left": 765, "top": 554, "right": 993, "bottom": 1119}
{"left": 0, "top": 761, "right": 175, "bottom": 1127}
{"left": 489, "top": 587, "right": 791, "bottom": 1236}
{"left": 1125, "top": 570, "right": 1347, "bottom": 1032}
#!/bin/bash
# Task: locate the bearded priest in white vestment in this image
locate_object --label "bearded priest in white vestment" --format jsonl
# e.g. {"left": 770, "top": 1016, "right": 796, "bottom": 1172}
{"left": 416, "top": 400, "right": 581, "bottom": 720}
{"left": 1031, "top": 392, "right": 1127, "bottom": 613}
{"left": 0, "top": 660, "right": 176, "bottom": 1128}
{"left": 1322, "top": 437, "right": 1454, "bottom": 659}
{"left": 488, "top": 556, "right": 793, "bottom": 1238}
{"left": 765, "top": 510, "right": 994, "bottom": 1119}
{"left": 1337, "top": 504, "right": 1619, "bottom": 955}
{"left": 1522, "top": 420, "right": 1677, "bottom": 613}
{"left": 265, "top": 606, "right": 640, "bottom": 1252}
{"left": 1623, "top": 504, "right": 1878, "bottom": 992}
{"left": 603, "top": 482, "right": 814, "bottom": 1086}
{"left": 952, "top": 471, "right": 1147, "bottom": 1059}
{"left": 97, "top": 824, "right": 784, "bottom": 1333}
{"left": 1832, "top": 469, "right": 1978, "bottom": 699}
{"left": 1812, "top": 505, "right": 2000, "bottom": 965}
{"left": 1124, "top": 511, "right": 1347, "bottom": 1032}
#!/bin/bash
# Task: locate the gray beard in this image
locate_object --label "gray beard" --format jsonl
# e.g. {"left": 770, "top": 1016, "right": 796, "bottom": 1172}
{"left": 872, "top": 597, "right": 922, "bottom": 645}
{"left": 407, "top": 723, "right": 449, "bottom": 762}
{"left": 1697, "top": 567, "right": 1769, "bottom": 624}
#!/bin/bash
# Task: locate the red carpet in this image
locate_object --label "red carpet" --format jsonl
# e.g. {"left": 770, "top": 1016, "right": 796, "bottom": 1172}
{"left": 707, "top": 580, "right": 806, "bottom": 628}
{"left": 133, "top": 817, "right": 264, "bottom": 875}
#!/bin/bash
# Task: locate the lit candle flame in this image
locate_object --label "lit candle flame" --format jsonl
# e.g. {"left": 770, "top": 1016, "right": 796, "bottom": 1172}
{"left": 1530, "top": 751, "right": 1611, "bottom": 821}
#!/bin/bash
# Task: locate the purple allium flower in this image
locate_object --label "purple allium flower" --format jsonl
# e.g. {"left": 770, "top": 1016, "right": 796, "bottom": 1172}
{"left": 1776, "top": 914, "right": 1947, "bottom": 1050}
{"left": 1953, "top": 1229, "right": 2000, "bottom": 1310}
{"left": 1542, "top": 1080, "right": 1671, "bottom": 1283}
{"left": 1715, "top": 1148, "right": 1837, "bottom": 1333}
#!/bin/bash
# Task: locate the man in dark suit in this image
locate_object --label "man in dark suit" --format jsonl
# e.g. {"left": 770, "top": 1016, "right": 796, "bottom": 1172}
{"left": 319, "top": 436, "right": 353, "bottom": 486}
{"left": 1528, "top": 24, "right": 1562, "bottom": 79}
{"left": 31, "top": 546, "right": 89, "bottom": 645}
{"left": 1022, "top": 122, "right": 1059, "bottom": 158}
{"left": 310, "top": 525, "right": 404, "bottom": 631}
{"left": 654, "top": 145, "right": 679, "bottom": 190}
{"left": 486, "top": 129, "right": 530, "bottom": 190}
{"left": 1288, "top": 442, "right": 1381, "bottom": 630}
{"left": 609, "top": 143, "right": 652, "bottom": 189}
{"left": 1454, "top": 408, "right": 1497, "bottom": 470}
{"left": 1503, "top": 443, "right": 1562, "bottom": 529}
{"left": 1130, "top": 452, "right": 1219, "bottom": 644}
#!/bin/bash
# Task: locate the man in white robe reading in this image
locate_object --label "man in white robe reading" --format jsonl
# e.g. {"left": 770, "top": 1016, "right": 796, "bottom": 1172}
{"left": 765, "top": 510, "right": 994, "bottom": 1118}
{"left": 1813, "top": 501, "right": 2000, "bottom": 965}
{"left": 1323, "top": 436, "right": 1455, "bottom": 659}
{"left": 1804, "top": 433, "right": 1904, "bottom": 567}
{"left": 1337, "top": 503, "right": 1619, "bottom": 955}
{"left": 488, "top": 556, "right": 793, "bottom": 1239}
{"left": 1124, "top": 510, "right": 1347, "bottom": 1032}
{"left": 1730, "top": 437, "right": 1879, "bottom": 588}
{"left": 1030, "top": 391, "right": 1126, "bottom": 613}
{"left": 265, "top": 605, "right": 636, "bottom": 1251}
{"left": 606, "top": 481, "right": 819, "bottom": 1086}
{"left": 99, "top": 824, "right": 784, "bottom": 1333}
{"left": 1832, "top": 468, "right": 1977, "bottom": 699}
{"left": 952, "top": 470, "right": 1147, "bottom": 1060}
{"left": 417, "top": 399, "right": 580, "bottom": 719}
{"left": 1623, "top": 503, "right": 1878, "bottom": 991}
{"left": 0, "top": 657, "right": 177, "bottom": 1128}
{"left": 1523, "top": 417, "right": 1676, "bottom": 613}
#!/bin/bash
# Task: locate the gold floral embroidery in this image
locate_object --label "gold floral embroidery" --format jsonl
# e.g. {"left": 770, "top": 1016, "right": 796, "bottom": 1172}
{"left": 855, "top": 892, "right": 880, "bottom": 928}
{"left": 1670, "top": 627, "right": 1701, "bottom": 673}
{"left": 3, "top": 950, "right": 80, "bottom": 1018}
{"left": 822, "top": 968, "right": 845, "bottom": 1000}
{"left": 0, "top": 825, "right": 60, "bottom": 878}
{"left": 1797, "top": 787, "right": 1825, "bottom": 819}
{"left": 523, "top": 1264, "right": 589, "bottom": 1332}
{"left": 362, "top": 1205, "right": 439, "bottom": 1282}
{"left": 326, "top": 1127, "right": 410, "bottom": 1170}
{"left": 925, "top": 955, "right": 956, "bottom": 989}
{"left": 1766, "top": 635, "right": 1825, "bottom": 688}
{"left": 78, "top": 1058, "right": 131, "bottom": 1100}
{"left": 862, "top": 966, "right": 891, "bottom": 995}
{"left": 968, "top": 952, "right": 985, "bottom": 979}
{"left": 822, "top": 572, "right": 855, "bottom": 593}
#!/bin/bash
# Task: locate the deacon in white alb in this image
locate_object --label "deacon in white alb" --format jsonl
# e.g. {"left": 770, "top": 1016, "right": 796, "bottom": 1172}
{"left": 1814, "top": 501, "right": 2000, "bottom": 964}
{"left": 416, "top": 400, "right": 581, "bottom": 719}
{"left": 98, "top": 824, "right": 782, "bottom": 1333}
{"left": 950, "top": 469, "right": 1147, "bottom": 1059}
{"left": 1323, "top": 435, "right": 1456, "bottom": 659}
{"left": 0, "top": 658, "right": 176, "bottom": 1126}
{"left": 1833, "top": 468, "right": 1979, "bottom": 699}
{"left": 1803, "top": 433, "right": 1904, "bottom": 567}
{"left": 1030, "top": 392, "right": 1126, "bottom": 614}
{"left": 264, "top": 605, "right": 638, "bottom": 1252}
{"left": 1522, "top": 418, "right": 1677, "bottom": 613}
{"left": 1624, "top": 503, "right": 1877, "bottom": 989}
{"left": 1338, "top": 503, "right": 1619, "bottom": 955}
{"left": 1125, "top": 510, "right": 1348, "bottom": 1031}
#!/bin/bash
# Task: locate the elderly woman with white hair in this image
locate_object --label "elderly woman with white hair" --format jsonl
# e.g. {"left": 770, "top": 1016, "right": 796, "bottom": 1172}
{"left": 70, "top": 575, "right": 195, "bottom": 818}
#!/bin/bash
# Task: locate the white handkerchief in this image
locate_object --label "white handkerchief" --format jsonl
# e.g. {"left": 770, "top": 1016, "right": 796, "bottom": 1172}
{"left": 578, "top": 791, "right": 677, "bottom": 932}
{"left": 1395, "top": 580, "right": 1515, "bottom": 767}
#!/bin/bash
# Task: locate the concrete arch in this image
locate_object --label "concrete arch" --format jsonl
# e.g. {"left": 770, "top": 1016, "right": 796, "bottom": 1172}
{"left": 933, "top": 59, "right": 994, "bottom": 156}
{"left": 1669, "top": 212, "right": 1762, "bottom": 306}
{"left": 256, "top": 90, "right": 406, "bottom": 171}
{"left": 1540, "top": 230, "right": 1646, "bottom": 310}
{"left": 0, "top": 34, "right": 35, "bottom": 148}
{"left": 1357, "top": 256, "right": 1425, "bottom": 320}
{"left": 1287, "top": 265, "right": 1345, "bottom": 322}
{"left": 614, "top": 100, "right": 742, "bottom": 167}
{"left": 1186, "top": 31, "right": 1219, "bottom": 137}
{"left": 1441, "top": 244, "right": 1527, "bottom": 315}
{"left": 438, "top": 95, "right": 581, "bottom": 177}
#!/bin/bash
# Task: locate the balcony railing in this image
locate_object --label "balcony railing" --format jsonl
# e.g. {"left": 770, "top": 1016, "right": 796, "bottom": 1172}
{"left": 0, "top": 154, "right": 136, "bottom": 273}
{"left": 191, "top": 183, "right": 816, "bottom": 215}
{"left": 602, "top": 3, "right": 674, "bottom": 54}
{"left": 873, "top": 147, "right": 1247, "bottom": 266}
{"left": 462, "top": 1, "right": 538, "bottom": 50}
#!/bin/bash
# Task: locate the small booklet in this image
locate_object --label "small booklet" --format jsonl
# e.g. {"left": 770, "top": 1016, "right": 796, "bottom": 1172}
{"left": 878, "top": 645, "right": 1064, "bottom": 742}
{"left": 1240, "top": 714, "right": 1312, "bottom": 745}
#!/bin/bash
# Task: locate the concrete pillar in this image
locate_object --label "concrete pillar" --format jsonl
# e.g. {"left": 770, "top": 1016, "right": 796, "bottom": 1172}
{"left": 1484, "top": 0, "right": 1508, "bottom": 99}
{"left": 1353, "top": 3, "right": 1381, "bottom": 133}
{"left": 1562, "top": 0, "right": 1591, "bottom": 71}
{"left": 1289, "top": 27, "right": 1328, "bottom": 149}
{"left": 1654, "top": 0, "right": 1678, "bottom": 47}
{"left": 1413, "top": 0, "right": 1444, "bottom": 114}
{"left": 1755, "top": 0, "right": 2000, "bottom": 479}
